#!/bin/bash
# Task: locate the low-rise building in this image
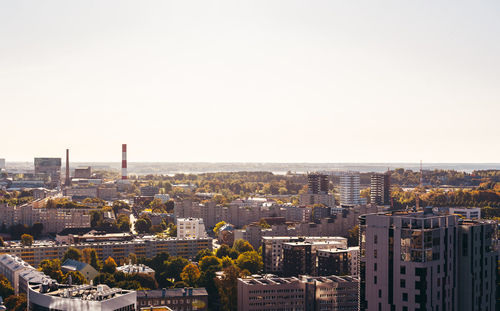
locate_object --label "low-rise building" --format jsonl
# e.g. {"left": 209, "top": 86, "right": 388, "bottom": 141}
{"left": 136, "top": 288, "right": 208, "bottom": 311}
{"left": 61, "top": 259, "right": 99, "bottom": 284}
{"left": 117, "top": 263, "right": 155, "bottom": 277}
{"left": 29, "top": 283, "right": 136, "bottom": 311}
{"left": 0, "top": 254, "right": 33, "bottom": 294}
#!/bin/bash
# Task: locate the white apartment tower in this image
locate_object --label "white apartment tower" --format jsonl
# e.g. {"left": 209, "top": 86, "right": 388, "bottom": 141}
{"left": 340, "top": 172, "right": 361, "bottom": 206}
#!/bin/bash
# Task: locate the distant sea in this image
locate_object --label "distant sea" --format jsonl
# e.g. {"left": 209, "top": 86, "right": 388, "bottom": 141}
{"left": 5, "top": 162, "right": 500, "bottom": 175}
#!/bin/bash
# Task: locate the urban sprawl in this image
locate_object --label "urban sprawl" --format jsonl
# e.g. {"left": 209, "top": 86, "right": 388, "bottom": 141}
{"left": 0, "top": 146, "right": 499, "bottom": 311}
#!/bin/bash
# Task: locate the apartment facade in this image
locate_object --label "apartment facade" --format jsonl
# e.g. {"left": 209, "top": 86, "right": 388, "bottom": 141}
{"left": 340, "top": 172, "right": 361, "bottom": 206}
{"left": 0, "top": 237, "right": 212, "bottom": 267}
{"left": 136, "top": 288, "right": 208, "bottom": 311}
{"left": 359, "top": 209, "right": 497, "bottom": 311}
{"left": 370, "top": 173, "right": 390, "bottom": 206}
{"left": 237, "top": 275, "right": 358, "bottom": 311}
{"left": 176, "top": 218, "right": 207, "bottom": 239}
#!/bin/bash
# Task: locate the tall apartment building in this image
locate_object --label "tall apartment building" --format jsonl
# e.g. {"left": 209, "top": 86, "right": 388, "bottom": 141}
{"left": 340, "top": 172, "right": 361, "bottom": 206}
{"left": 0, "top": 254, "right": 33, "bottom": 294}
{"left": 176, "top": 218, "right": 207, "bottom": 239}
{"left": 300, "top": 173, "right": 335, "bottom": 207}
{"left": 0, "top": 158, "right": 5, "bottom": 170}
{"left": 262, "top": 237, "right": 347, "bottom": 275}
{"left": 359, "top": 209, "right": 497, "bottom": 311}
{"left": 370, "top": 172, "right": 391, "bottom": 205}
{"left": 457, "top": 219, "right": 497, "bottom": 311}
{"left": 237, "top": 274, "right": 358, "bottom": 311}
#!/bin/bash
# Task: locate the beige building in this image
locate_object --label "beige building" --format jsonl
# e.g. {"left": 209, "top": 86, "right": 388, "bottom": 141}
{"left": 61, "top": 259, "right": 99, "bottom": 283}
{"left": 237, "top": 274, "right": 358, "bottom": 311}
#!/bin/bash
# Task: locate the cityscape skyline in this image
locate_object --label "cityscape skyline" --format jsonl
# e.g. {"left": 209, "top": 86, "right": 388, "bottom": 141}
{"left": 2, "top": 1, "right": 500, "bottom": 162}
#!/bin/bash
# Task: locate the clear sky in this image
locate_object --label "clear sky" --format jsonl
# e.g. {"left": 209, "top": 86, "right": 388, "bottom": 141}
{"left": 1, "top": 1, "right": 499, "bottom": 163}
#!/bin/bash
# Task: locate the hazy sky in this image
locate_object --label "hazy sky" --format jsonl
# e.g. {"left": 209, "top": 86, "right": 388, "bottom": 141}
{"left": 1, "top": 1, "right": 499, "bottom": 163}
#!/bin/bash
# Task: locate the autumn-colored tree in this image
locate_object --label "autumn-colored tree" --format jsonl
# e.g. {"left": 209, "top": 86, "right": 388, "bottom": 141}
{"left": 4, "top": 293, "right": 27, "bottom": 311}
{"left": 180, "top": 263, "right": 201, "bottom": 287}
{"left": 213, "top": 221, "right": 227, "bottom": 235}
{"left": 199, "top": 256, "right": 222, "bottom": 272}
{"left": 21, "top": 233, "right": 33, "bottom": 246}
{"left": 232, "top": 239, "right": 254, "bottom": 253}
{"left": 103, "top": 257, "right": 117, "bottom": 274}
{"left": 0, "top": 274, "right": 14, "bottom": 299}
{"left": 39, "top": 259, "right": 64, "bottom": 282}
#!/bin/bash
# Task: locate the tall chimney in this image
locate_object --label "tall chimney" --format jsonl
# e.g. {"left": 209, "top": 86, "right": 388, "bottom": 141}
{"left": 65, "top": 149, "right": 70, "bottom": 186}
{"left": 122, "top": 144, "right": 127, "bottom": 180}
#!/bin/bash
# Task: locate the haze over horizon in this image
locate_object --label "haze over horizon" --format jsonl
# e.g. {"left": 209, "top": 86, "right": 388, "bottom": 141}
{"left": 2, "top": 1, "right": 499, "bottom": 163}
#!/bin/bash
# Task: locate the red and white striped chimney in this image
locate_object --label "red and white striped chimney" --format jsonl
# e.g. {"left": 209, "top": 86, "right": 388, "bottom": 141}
{"left": 122, "top": 144, "right": 127, "bottom": 180}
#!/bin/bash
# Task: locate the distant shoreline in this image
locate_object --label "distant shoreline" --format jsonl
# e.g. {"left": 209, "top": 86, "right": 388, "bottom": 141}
{"left": 4, "top": 162, "right": 500, "bottom": 174}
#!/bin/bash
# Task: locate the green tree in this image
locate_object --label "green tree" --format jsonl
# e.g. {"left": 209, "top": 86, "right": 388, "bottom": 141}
{"left": 235, "top": 251, "right": 262, "bottom": 274}
{"left": 39, "top": 259, "right": 64, "bottom": 282}
{"left": 195, "top": 249, "right": 213, "bottom": 262}
{"left": 215, "top": 265, "right": 241, "bottom": 311}
{"left": 63, "top": 271, "right": 86, "bottom": 285}
{"left": 21, "top": 233, "right": 33, "bottom": 246}
{"left": 31, "top": 222, "right": 44, "bottom": 237}
{"left": 199, "top": 256, "right": 222, "bottom": 272}
{"left": 165, "top": 257, "right": 190, "bottom": 281}
{"left": 216, "top": 244, "right": 232, "bottom": 258}
{"left": 232, "top": 239, "right": 254, "bottom": 253}
{"left": 135, "top": 217, "right": 152, "bottom": 233}
{"left": 62, "top": 247, "right": 83, "bottom": 262}
{"left": 180, "top": 263, "right": 201, "bottom": 287}
{"left": 347, "top": 225, "right": 359, "bottom": 247}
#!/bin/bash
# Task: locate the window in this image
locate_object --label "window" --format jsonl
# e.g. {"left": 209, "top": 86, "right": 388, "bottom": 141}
{"left": 400, "top": 279, "right": 406, "bottom": 288}
{"left": 374, "top": 276, "right": 377, "bottom": 284}
{"left": 374, "top": 263, "right": 377, "bottom": 271}
{"left": 400, "top": 266, "right": 406, "bottom": 275}
{"left": 374, "top": 235, "right": 378, "bottom": 244}
{"left": 402, "top": 293, "right": 408, "bottom": 302}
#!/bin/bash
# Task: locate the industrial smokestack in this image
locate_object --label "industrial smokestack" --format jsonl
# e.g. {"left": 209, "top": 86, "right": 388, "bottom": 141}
{"left": 65, "top": 149, "right": 70, "bottom": 186}
{"left": 122, "top": 144, "right": 127, "bottom": 180}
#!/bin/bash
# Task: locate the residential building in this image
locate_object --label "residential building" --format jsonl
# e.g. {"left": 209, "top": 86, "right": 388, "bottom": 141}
{"left": 154, "top": 194, "right": 170, "bottom": 203}
{"left": 64, "top": 186, "right": 98, "bottom": 199}
{"left": 457, "top": 219, "right": 497, "bottom": 311}
{"left": 0, "top": 254, "right": 32, "bottom": 294}
{"left": 176, "top": 218, "right": 207, "bottom": 239}
{"left": 282, "top": 241, "right": 342, "bottom": 276}
{"left": 300, "top": 173, "right": 335, "bottom": 207}
{"left": 98, "top": 186, "right": 118, "bottom": 200}
{"left": 299, "top": 275, "right": 358, "bottom": 311}
{"left": 0, "top": 237, "right": 212, "bottom": 267}
{"left": 141, "top": 186, "right": 160, "bottom": 197}
{"left": 28, "top": 283, "right": 136, "bottom": 311}
{"left": 117, "top": 263, "right": 155, "bottom": 277}
{"left": 359, "top": 208, "right": 497, "bottom": 311}
{"left": 370, "top": 172, "right": 391, "bottom": 205}
{"left": 262, "top": 237, "right": 347, "bottom": 275}
{"left": 317, "top": 247, "right": 359, "bottom": 277}
{"left": 61, "top": 259, "right": 99, "bottom": 283}
{"left": 0, "top": 158, "right": 5, "bottom": 170}
{"left": 237, "top": 275, "right": 306, "bottom": 311}
{"left": 340, "top": 172, "right": 361, "bottom": 206}
{"left": 136, "top": 288, "right": 208, "bottom": 311}
{"left": 449, "top": 207, "right": 481, "bottom": 219}
{"left": 237, "top": 274, "right": 358, "bottom": 311}
{"left": 19, "top": 268, "right": 54, "bottom": 294}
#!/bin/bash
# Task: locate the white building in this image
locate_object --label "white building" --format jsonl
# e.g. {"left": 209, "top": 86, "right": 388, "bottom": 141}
{"left": 117, "top": 263, "right": 155, "bottom": 277}
{"left": 449, "top": 207, "right": 481, "bottom": 219}
{"left": 0, "top": 254, "right": 33, "bottom": 294}
{"left": 154, "top": 194, "right": 170, "bottom": 203}
{"left": 0, "top": 159, "right": 5, "bottom": 170}
{"left": 28, "top": 283, "right": 136, "bottom": 311}
{"left": 340, "top": 172, "right": 361, "bottom": 206}
{"left": 176, "top": 218, "right": 207, "bottom": 239}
